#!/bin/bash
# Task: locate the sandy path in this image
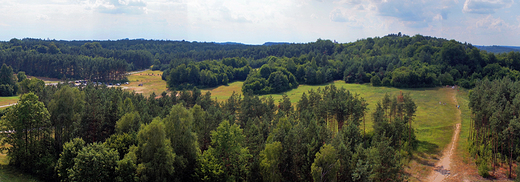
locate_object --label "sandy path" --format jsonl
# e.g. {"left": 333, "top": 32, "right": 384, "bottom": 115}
{"left": 426, "top": 90, "right": 462, "bottom": 182}
{"left": 0, "top": 103, "right": 17, "bottom": 108}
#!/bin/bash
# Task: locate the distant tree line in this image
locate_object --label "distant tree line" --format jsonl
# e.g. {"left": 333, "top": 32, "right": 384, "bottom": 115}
{"left": 0, "top": 82, "right": 418, "bottom": 181}
{"left": 4, "top": 35, "right": 520, "bottom": 92}
{"left": 158, "top": 34, "right": 520, "bottom": 93}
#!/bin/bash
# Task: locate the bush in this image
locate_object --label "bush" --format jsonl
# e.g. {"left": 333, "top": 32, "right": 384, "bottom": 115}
{"left": 382, "top": 77, "right": 392, "bottom": 86}
{"left": 371, "top": 75, "right": 381, "bottom": 86}
{"left": 477, "top": 160, "right": 490, "bottom": 178}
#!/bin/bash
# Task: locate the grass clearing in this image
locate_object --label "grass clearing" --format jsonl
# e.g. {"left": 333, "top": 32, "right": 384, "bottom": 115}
{"left": 120, "top": 72, "right": 463, "bottom": 178}
{"left": 204, "top": 81, "right": 459, "bottom": 147}
{"left": 0, "top": 96, "right": 19, "bottom": 107}
{"left": 456, "top": 88, "right": 472, "bottom": 161}
{"left": 124, "top": 70, "right": 167, "bottom": 97}
{"left": 203, "top": 80, "right": 462, "bottom": 180}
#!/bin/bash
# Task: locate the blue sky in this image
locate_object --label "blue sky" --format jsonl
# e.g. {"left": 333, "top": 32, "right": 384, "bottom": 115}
{"left": 0, "top": 0, "right": 519, "bottom": 45}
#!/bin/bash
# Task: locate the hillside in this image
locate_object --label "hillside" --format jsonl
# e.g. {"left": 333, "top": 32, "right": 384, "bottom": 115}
{"left": 1, "top": 34, "right": 520, "bottom": 181}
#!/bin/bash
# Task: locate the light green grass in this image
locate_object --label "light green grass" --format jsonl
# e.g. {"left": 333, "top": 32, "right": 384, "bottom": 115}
{"left": 456, "top": 88, "right": 472, "bottom": 163}
{"left": 203, "top": 80, "right": 460, "bottom": 154}
{"left": 0, "top": 96, "right": 19, "bottom": 106}
{"left": 109, "top": 74, "right": 459, "bottom": 154}
{"left": 126, "top": 70, "right": 167, "bottom": 97}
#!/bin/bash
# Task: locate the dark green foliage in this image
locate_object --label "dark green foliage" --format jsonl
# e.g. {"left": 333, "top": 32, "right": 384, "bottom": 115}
{"left": 104, "top": 133, "right": 136, "bottom": 159}
{"left": 0, "top": 64, "right": 18, "bottom": 96}
{"left": 116, "top": 147, "right": 138, "bottom": 182}
{"left": 56, "top": 138, "right": 85, "bottom": 182}
{"left": 311, "top": 144, "right": 340, "bottom": 182}
{"left": 49, "top": 86, "right": 85, "bottom": 152}
{"left": 477, "top": 159, "right": 490, "bottom": 178}
{"left": 19, "top": 77, "right": 45, "bottom": 94}
{"left": 469, "top": 78, "right": 520, "bottom": 178}
{"left": 162, "top": 104, "right": 198, "bottom": 181}
{"left": 242, "top": 63, "right": 299, "bottom": 94}
{"left": 68, "top": 142, "right": 119, "bottom": 182}
{"left": 0, "top": 93, "right": 55, "bottom": 177}
{"left": 135, "top": 118, "right": 176, "bottom": 182}
{"left": 195, "top": 120, "right": 251, "bottom": 181}
{"left": 371, "top": 74, "right": 382, "bottom": 86}
{"left": 17, "top": 71, "right": 27, "bottom": 82}
{"left": 260, "top": 141, "right": 283, "bottom": 181}
{"left": 8, "top": 34, "right": 520, "bottom": 181}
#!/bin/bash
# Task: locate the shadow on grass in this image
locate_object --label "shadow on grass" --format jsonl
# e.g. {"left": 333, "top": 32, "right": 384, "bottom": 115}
{"left": 0, "top": 164, "right": 40, "bottom": 182}
{"left": 412, "top": 140, "right": 441, "bottom": 168}
{"left": 416, "top": 140, "right": 440, "bottom": 155}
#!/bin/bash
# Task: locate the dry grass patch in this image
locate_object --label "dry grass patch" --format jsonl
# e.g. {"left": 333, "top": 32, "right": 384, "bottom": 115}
{"left": 124, "top": 70, "right": 168, "bottom": 97}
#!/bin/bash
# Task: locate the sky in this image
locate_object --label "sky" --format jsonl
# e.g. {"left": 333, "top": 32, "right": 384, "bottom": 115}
{"left": 0, "top": 0, "right": 519, "bottom": 45}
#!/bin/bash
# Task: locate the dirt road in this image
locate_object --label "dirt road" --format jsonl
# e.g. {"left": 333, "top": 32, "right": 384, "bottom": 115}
{"left": 425, "top": 90, "right": 462, "bottom": 182}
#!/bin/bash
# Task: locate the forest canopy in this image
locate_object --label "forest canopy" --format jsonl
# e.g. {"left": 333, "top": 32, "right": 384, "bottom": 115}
{"left": 3, "top": 34, "right": 520, "bottom": 93}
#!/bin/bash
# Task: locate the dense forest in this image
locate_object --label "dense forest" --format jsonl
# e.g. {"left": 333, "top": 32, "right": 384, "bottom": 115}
{"left": 468, "top": 77, "right": 520, "bottom": 178}
{"left": 2, "top": 34, "right": 520, "bottom": 181}
{"left": 1, "top": 82, "right": 418, "bottom": 181}
{"left": 4, "top": 34, "right": 520, "bottom": 93}
{"left": 160, "top": 34, "right": 520, "bottom": 94}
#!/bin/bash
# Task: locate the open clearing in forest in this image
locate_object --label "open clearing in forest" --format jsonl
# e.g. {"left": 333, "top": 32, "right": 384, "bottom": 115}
{"left": 0, "top": 96, "right": 19, "bottom": 107}
{"left": 123, "top": 70, "right": 167, "bottom": 97}
{"left": 204, "top": 80, "right": 464, "bottom": 180}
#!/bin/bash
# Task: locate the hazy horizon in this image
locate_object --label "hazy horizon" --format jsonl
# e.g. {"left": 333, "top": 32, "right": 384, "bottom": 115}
{"left": 1, "top": 0, "right": 519, "bottom": 46}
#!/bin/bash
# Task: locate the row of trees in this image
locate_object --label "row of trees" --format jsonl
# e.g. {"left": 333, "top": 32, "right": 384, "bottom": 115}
{"left": 5, "top": 35, "right": 520, "bottom": 91}
{"left": 159, "top": 35, "right": 520, "bottom": 94}
{"left": 468, "top": 78, "right": 520, "bottom": 178}
{"left": 0, "top": 82, "right": 417, "bottom": 181}
{"left": 165, "top": 58, "right": 251, "bottom": 90}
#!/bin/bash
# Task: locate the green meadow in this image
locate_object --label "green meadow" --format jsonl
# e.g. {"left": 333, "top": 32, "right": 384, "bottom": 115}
{"left": 203, "top": 80, "right": 462, "bottom": 154}
{"left": 0, "top": 96, "right": 19, "bottom": 107}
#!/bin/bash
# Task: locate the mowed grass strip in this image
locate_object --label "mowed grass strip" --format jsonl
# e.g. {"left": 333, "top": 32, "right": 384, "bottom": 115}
{"left": 456, "top": 88, "right": 472, "bottom": 161}
{"left": 203, "top": 80, "right": 460, "bottom": 153}
{"left": 0, "top": 96, "right": 19, "bottom": 107}
{"left": 125, "top": 70, "right": 168, "bottom": 97}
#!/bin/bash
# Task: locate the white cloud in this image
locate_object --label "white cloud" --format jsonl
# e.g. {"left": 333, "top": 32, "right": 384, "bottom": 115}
{"left": 334, "top": 0, "right": 458, "bottom": 28}
{"left": 474, "top": 15, "right": 511, "bottom": 31}
{"left": 329, "top": 7, "right": 364, "bottom": 28}
{"left": 330, "top": 8, "right": 348, "bottom": 22}
{"left": 37, "top": 14, "right": 50, "bottom": 20}
{"left": 79, "top": 0, "right": 147, "bottom": 14}
{"left": 463, "top": 0, "right": 513, "bottom": 14}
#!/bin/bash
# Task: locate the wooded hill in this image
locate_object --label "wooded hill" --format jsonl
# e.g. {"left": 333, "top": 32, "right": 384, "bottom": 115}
{"left": 4, "top": 34, "right": 520, "bottom": 94}
{"left": 159, "top": 34, "right": 520, "bottom": 94}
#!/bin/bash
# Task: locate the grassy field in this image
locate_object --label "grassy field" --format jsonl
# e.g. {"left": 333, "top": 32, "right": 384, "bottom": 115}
{"left": 123, "top": 70, "right": 168, "bottom": 97}
{"left": 125, "top": 74, "right": 461, "bottom": 152}
{"left": 0, "top": 96, "right": 19, "bottom": 107}
{"left": 204, "top": 80, "right": 460, "bottom": 148}
{"left": 456, "top": 88, "right": 472, "bottom": 160}
{"left": 204, "top": 81, "right": 464, "bottom": 180}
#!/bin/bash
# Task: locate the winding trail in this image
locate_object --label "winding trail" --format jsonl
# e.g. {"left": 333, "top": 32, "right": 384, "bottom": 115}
{"left": 0, "top": 103, "right": 17, "bottom": 108}
{"left": 426, "top": 89, "right": 462, "bottom": 182}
